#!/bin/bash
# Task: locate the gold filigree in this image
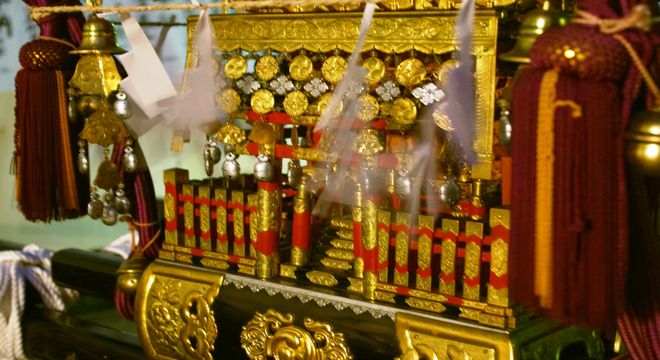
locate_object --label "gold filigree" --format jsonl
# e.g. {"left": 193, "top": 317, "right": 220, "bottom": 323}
{"left": 326, "top": 248, "right": 354, "bottom": 261}
{"left": 321, "top": 257, "right": 353, "bottom": 270}
{"left": 248, "top": 194, "right": 259, "bottom": 258}
{"left": 375, "top": 290, "right": 396, "bottom": 303}
{"left": 394, "top": 212, "right": 411, "bottom": 287}
{"left": 306, "top": 270, "right": 339, "bottom": 287}
{"left": 490, "top": 239, "right": 508, "bottom": 278}
{"left": 255, "top": 55, "right": 279, "bottom": 81}
{"left": 225, "top": 55, "right": 247, "bottom": 79}
{"left": 251, "top": 89, "right": 275, "bottom": 114}
{"left": 201, "top": 258, "right": 230, "bottom": 270}
{"left": 199, "top": 186, "right": 212, "bottom": 251}
{"left": 330, "top": 238, "right": 353, "bottom": 250}
{"left": 395, "top": 57, "right": 426, "bottom": 87}
{"left": 164, "top": 193, "right": 175, "bottom": 223}
{"left": 215, "top": 189, "right": 229, "bottom": 254}
{"left": 377, "top": 210, "right": 391, "bottom": 282}
{"left": 80, "top": 105, "right": 129, "bottom": 147}
{"left": 136, "top": 261, "right": 222, "bottom": 360}
{"left": 487, "top": 285, "right": 509, "bottom": 307}
{"left": 233, "top": 191, "right": 246, "bottom": 257}
{"left": 357, "top": 95, "right": 380, "bottom": 122}
{"left": 183, "top": 184, "right": 195, "bottom": 248}
{"left": 353, "top": 129, "right": 383, "bottom": 157}
{"left": 322, "top": 55, "right": 348, "bottom": 84}
{"left": 215, "top": 121, "right": 246, "bottom": 146}
{"left": 217, "top": 88, "right": 241, "bottom": 114}
{"left": 289, "top": 54, "right": 313, "bottom": 81}
{"left": 283, "top": 90, "right": 309, "bottom": 117}
{"left": 416, "top": 215, "right": 433, "bottom": 291}
{"left": 241, "top": 309, "right": 352, "bottom": 360}
{"left": 406, "top": 297, "right": 446, "bottom": 313}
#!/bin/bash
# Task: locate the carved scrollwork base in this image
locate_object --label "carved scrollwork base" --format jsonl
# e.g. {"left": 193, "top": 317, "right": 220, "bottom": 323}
{"left": 135, "top": 261, "right": 223, "bottom": 360}
{"left": 241, "top": 309, "right": 353, "bottom": 360}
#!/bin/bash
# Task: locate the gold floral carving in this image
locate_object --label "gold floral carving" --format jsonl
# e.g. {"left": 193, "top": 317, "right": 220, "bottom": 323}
{"left": 487, "top": 285, "right": 509, "bottom": 307}
{"left": 164, "top": 192, "right": 176, "bottom": 239}
{"left": 439, "top": 219, "right": 458, "bottom": 296}
{"left": 217, "top": 88, "right": 241, "bottom": 114}
{"left": 406, "top": 297, "right": 446, "bottom": 313}
{"left": 394, "top": 212, "right": 411, "bottom": 287}
{"left": 395, "top": 58, "right": 426, "bottom": 87}
{"left": 199, "top": 187, "right": 212, "bottom": 251}
{"left": 330, "top": 239, "right": 353, "bottom": 250}
{"left": 255, "top": 55, "right": 279, "bottom": 81}
{"left": 215, "top": 189, "right": 228, "bottom": 254}
{"left": 490, "top": 239, "right": 508, "bottom": 278}
{"left": 283, "top": 91, "right": 309, "bottom": 117}
{"left": 79, "top": 105, "right": 129, "bottom": 147}
{"left": 377, "top": 210, "right": 391, "bottom": 282}
{"left": 290, "top": 246, "right": 308, "bottom": 266}
{"left": 326, "top": 248, "right": 354, "bottom": 261}
{"left": 215, "top": 121, "right": 246, "bottom": 146}
{"left": 362, "top": 200, "right": 378, "bottom": 251}
{"left": 353, "top": 129, "right": 384, "bottom": 158}
{"left": 306, "top": 270, "right": 339, "bottom": 287}
{"left": 232, "top": 192, "right": 246, "bottom": 257}
{"left": 416, "top": 215, "right": 433, "bottom": 291}
{"left": 240, "top": 309, "right": 352, "bottom": 360}
{"left": 136, "top": 261, "right": 223, "bottom": 360}
{"left": 321, "top": 258, "right": 353, "bottom": 270}
{"left": 257, "top": 187, "right": 280, "bottom": 233}
{"left": 183, "top": 185, "right": 195, "bottom": 248}
{"left": 322, "top": 55, "right": 348, "bottom": 84}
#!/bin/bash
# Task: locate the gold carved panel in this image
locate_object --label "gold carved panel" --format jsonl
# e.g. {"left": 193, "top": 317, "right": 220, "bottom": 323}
{"left": 136, "top": 261, "right": 223, "bottom": 360}
{"left": 241, "top": 309, "right": 352, "bottom": 360}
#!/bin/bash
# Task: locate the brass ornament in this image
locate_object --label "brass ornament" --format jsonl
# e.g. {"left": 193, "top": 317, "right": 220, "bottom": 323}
{"left": 433, "top": 108, "right": 455, "bottom": 132}
{"left": 283, "top": 90, "right": 309, "bottom": 117}
{"left": 241, "top": 309, "right": 352, "bottom": 360}
{"left": 362, "top": 57, "right": 386, "bottom": 85}
{"left": 79, "top": 105, "right": 129, "bottom": 147}
{"left": 255, "top": 55, "right": 279, "bottom": 81}
{"left": 390, "top": 97, "right": 418, "bottom": 129}
{"left": 317, "top": 93, "right": 343, "bottom": 118}
{"left": 69, "top": 54, "right": 122, "bottom": 98}
{"left": 289, "top": 54, "right": 314, "bottom": 81}
{"left": 357, "top": 94, "right": 380, "bottom": 122}
{"left": 353, "top": 129, "right": 384, "bottom": 157}
{"left": 94, "top": 159, "right": 121, "bottom": 190}
{"left": 250, "top": 89, "right": 275, "bottom": 114}
{"left": 321, "top": 55, "right": 348, "bottom": 84}
{"left": 395, "top": 57, "right": 427, "bottom": 87}
{"left": 135, "top": 261, "right": 223, "bottom": 360}
{"left": 306, "top": 270, "right": 339, "bottom": 287}
{"left": 225, "top": 55, "right": 248, "bottom": 79}
{"left": 217, "top": 88, "right": 242, "bottom": 114}
{"left": 435, "top": 59, "right": 459, "bottom": 85}
{"left": 71, "top": 14, "right": 126, "bottom": 55}
{"left": 116, "top": 256, "right": 150, "bottom": 296}
{"left": 215, "top": 121, "right": 246, "bottom": 146}
{"left": 249, "top": 121, "right": 277, "bottom": 145}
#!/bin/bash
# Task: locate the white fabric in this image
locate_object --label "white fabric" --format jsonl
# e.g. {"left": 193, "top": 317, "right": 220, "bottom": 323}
{"left": 102, "top": 231, "right": 136, "bottom": 260}
{"left": 0, "top": 245, "right": 77, "bottom": 360}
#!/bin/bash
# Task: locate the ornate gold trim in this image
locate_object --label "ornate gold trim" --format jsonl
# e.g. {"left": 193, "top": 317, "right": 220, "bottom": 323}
{"left": 136, "top": 261, "right": 223, "bottom": 360}
{"left": 241, "top": 309, "right": 353, "bottom": 360}
{"left": 306, "top": 270, "right": 339, "bottom": 287}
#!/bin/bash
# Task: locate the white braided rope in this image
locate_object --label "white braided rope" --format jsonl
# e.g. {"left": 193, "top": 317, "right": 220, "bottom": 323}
{"left": 0, "top": 245, "right": 78, "bottom": 360}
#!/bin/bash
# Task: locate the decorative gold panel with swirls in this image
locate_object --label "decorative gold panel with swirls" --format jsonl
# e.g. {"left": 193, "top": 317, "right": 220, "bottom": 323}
{"left": 136, "top": 261, "right": 223, "bottom": 360}
{"left": 241, "top": 309, "right": 352, "bottom": 360}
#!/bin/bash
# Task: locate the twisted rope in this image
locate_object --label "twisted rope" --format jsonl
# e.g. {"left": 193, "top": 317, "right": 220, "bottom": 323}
{"left": 0, "top": 245, "right": 77, "bottom": 360}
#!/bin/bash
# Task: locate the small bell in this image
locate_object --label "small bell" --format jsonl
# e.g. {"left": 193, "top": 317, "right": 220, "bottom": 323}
{"left": 254, "top": 154, "right": 273, "bottom": 182}
{"left": 222, "top": 152, "right": 241, "bottom": 180}
{"left": 116, "top": 256, "right": 150, "bottom": 296}
{"left": 204, "top": 157, "right": 215, "bottom": 177}
{"left": 395, "top": 169, "right": 412, "bottom": 198}
{"left": 114, "top": 188, "right": 131, "bottom": 214}
{"left": 67, "top": 93, "right": 77, "bottom": 122}
{"left": 438, "top": 175, "right": 460, "bottom": 208}
{"left": 87, "top": 191, "right": 103, "bottom": 219}
{"left": 287, "top": 160, "right": 302, "bottom": 188}
{"left": 101, "top": 193, "right": 118, "bottom": 225}
{"left": 123, "top": 145, "right": 138, "bottom": 173}
{"left": 77, "top": 142, "right": 89, "bottom": 174}
{"left": 203, "top": 139, "right": 222, "bottom": 177}
{"left": 113, "top": 88, "right": 132, "bottom": 119}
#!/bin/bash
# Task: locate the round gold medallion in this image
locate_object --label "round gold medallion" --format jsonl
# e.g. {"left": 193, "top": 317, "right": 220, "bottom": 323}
{"left": 224, "top": 55, "right": 247, "bottom": 80}
{"left": 435, "top": 59, "right": 459, "bottom": 84}
{"left": 283, "top": 90, "right": 309, "bottom": 117}
{"left": 217, "top": 88, "right": 241, "bottom": 114}
{"left": 357, "top": 94, "right": 380, "bottom": 122}
{"left": 362, "top": 57, "right": 385, "bottom": 85}
{"left": 255, "top": 55, "right": 279, "bottom": 81}
{"left": 321, "top": 55, "right": 348, "bottom": 84}
{"left": 317, "top": 93, "right": 343, "bottom": 118}
{"left": 390, "top": 97, "right": 417, "bottom": 128}
{"left": 289, "top": 54, "right": 314, "bottom": 82}
{"left": 250, "top": 89, "right": 275, "bottom": 114}
{"left": 395, "top": 58, "right": 427, "bottom": 87}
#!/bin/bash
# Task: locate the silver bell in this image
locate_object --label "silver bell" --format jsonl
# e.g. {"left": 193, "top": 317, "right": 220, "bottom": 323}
{"left": 114, "top": 189, "right": 131, "bottom": 214}
{"left": 254, "top": 154, "right": 273, "bottom": 182}
{"left": 204, "top": 157, "right": 215, "bottom": 177}
{"left": 67, "top": 95, "right": 77, "bottom": 123}
{"left": 222, "top": 152, "right": 241, "bottom": 180}
{"left": 87, "top": 193, "right": 103, "bottom": 219}
{"left": 204, "top": 140, "right": 222, "bottom": 164}
{"left": 78, "top": 148, "right": 89, "bottom": 175}
{"left": 123, "top": 146, "right": 138, "bottom": 173}
{"left": 287, "top": 160, "right": 302, "bottom": 188}
{"left": 113, "top": 89, "right": 132, "bottom": 119}
{"left": 102, "top": 204, "right": 118, "bottom": 225}
{"left": 395, "top": 169, "right": 412, "bottom": 198}
{"left": 438, "top": 176, "right": 460, "bottom": 208}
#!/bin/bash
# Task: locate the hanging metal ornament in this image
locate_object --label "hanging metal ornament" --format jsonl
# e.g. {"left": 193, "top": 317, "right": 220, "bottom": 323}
{"left": 102, "top": 192, "right": 118, "bottom": 226}
{"left": 438, "top": 175, "right": 460, "bottom": 208}
{"left": 113, "top": 87, "right": 132, "bottom": 119}
{"left": 67, "top": 91, "right": 78, "bottom": 123}
{"left": 203, "top": 137, "right": 222, "bottom": 177}
{"left": 395, "top": 168, "right": 412, "bottom": 198}
{"left": 77, "top": 140, "right": 89, "bottom": 174}
{"left": 287, "top": 160, "right": 302, "bottom": 188}
{"left": 254, "top": 154, "right": 274, "bottom": 182}
{"left": 114, "top": 186, "right": 131, "bottom": 214}
{"left": 123, "top": 139, "right": 138, "bottom": 173}
{"left": 222, "top": 151, "right": 241, "bottom": 180}
{"left": 87, "top": 190, "right": 103, "bottom": 219}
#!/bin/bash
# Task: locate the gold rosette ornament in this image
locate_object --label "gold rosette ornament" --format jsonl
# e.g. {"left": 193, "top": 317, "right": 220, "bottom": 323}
{"left": 357, "top": 95, "right": 380, "bottom": 122}
{"left": 289, "top": 54, "right": 314, "bottom": 81}
{"left": 80, "top": 105, "right": 129, "bottom": 147}
{"left": 362, "top": 56, "right": 386, "bottom": 85}
{"left": 224, "top": 55, "right": 247, "bottom": 80}
{"left": 390, "top": 97, "right": 418, "bottom": 129}
{"left": 322, "top": 55, "right": 348, "bottom": 84}
{"left": 251, "top": 89, "right": 275, "bottom": 114}
{"left": 214, "top": 120, "right": 246, "bottom": 147}
{"left": 395, "top": 58, "right": 427, "bottom": 87}
{"left": 284, "top": 90, "right": 309, "bottom": 117}
{"left": 255, "top": 55, "right": 279, "bottom": 81}
{"left": 217, "top": 88, "right": 241, "bottom": 114}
